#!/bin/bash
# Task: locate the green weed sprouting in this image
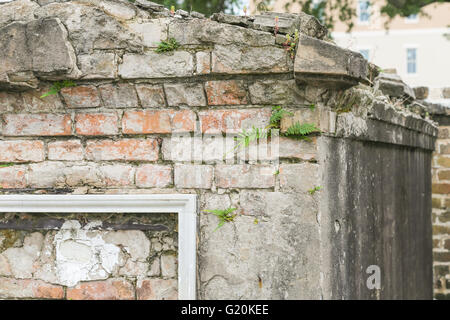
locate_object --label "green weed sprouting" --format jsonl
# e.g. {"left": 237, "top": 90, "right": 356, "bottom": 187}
{"left": 0, "top": 163, "right": 14, "bottom": 168}
{"left": 283, "top": 29, "right": 299, "bottom": 59}
{"left": 40, "top": 80, "right": 76, "bottom": 99}
{"left": 203, "top": 208, "right": 237, "bottom": 231}
{"left": 155, "top": 38, "right": 180, "bottom": 53}
{"left": 308, "top": 186, "right": 322, "bottom": 195}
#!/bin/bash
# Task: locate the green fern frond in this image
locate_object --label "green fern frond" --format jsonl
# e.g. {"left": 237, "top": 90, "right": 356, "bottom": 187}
{"left": 284, "top": 122, "right": 320, "bottom": 137}
{"left": 270, "top": 106, "right": 293, "bottom": 127}
{"left": 203, "top": 207, "right": 237, "bottom": 231}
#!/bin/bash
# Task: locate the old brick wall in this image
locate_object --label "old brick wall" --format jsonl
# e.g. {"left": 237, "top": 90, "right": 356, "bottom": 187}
{"left": 428, "top": 104, "right": 450, "bottom": 299}
{"left": 0, "top": 0, "right": 438, "bottom": 300}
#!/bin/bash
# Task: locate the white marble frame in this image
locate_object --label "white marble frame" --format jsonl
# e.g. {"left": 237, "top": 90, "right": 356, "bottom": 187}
{"left": 0, "top": 194, "right": 197, "bottom": 300}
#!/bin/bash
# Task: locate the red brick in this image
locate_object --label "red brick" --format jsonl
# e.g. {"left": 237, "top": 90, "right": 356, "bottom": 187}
{"left": 198, "top": 108, "right": 271, "bottom": 134}
{"left": 122, "top": 110, "right": 195, "bottom": 134}
{"left": 75, "top": 113, "right": 119, "bottom": 136}
{"left": 0, "top": 166, "right": 27, "bottom": 188}
{"left": 48, "top": 140, "right": 84, "bottom": 161}
{"left": 205, "top": 80, "right": 248, "bottom": 105}
{"left": 66, "top": 279, "right": 135, "bottom": 300}
{"left": 3, "top": 114, "right": 72, "bottom": 136}
{"left": 136, "top": 164, "right": 172, "bottom": 188}
{"left": 86, "top": 139, "right": 158, "bottom": 161}
{"left": 60, "top": 85, "right": 101, "bottom": 108}
{"left": 0, "top": 140, "right": 45, "bottom": 162}
{"left": 432, "top": 183, "right": 450, "bottom": 194}
{"left": 136, "top": 278, "right": 177, "bottom": 300}
{"left": 0, "top": 277, "right": 64, "bottom": 299}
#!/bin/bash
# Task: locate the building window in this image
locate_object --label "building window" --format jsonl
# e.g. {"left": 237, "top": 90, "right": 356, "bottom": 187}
{"left": 359, "top": 49, "right": 370, "bottom": 60}
{"left": 405, "top": 14, "right": 419, "bottom": 23}
{"left": 358, "top": 0, "right": 371, "bottom": 23}
{"left": 406, "top": 48, "right": 417, "bottom": 74}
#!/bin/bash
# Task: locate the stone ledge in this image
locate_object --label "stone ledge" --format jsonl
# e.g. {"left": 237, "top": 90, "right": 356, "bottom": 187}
{"left": 374, "top": 73, "right": 415, "bottom": 101}
{"left": 333, "top": 113, "right": 437, "bottom": 151}
{"left": 294, "top": 34, "right": 368, "bottom": 88}
{"left": 369, "top": 102, "right": 439, "bottom": 137}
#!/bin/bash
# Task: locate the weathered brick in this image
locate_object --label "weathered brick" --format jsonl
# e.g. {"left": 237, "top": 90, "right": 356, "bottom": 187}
{"left": 48, "top": 140, "right": 84, "bottom": 161}
{"left": 66, "top": 279, "right": 135, "bottom": 300}
{"left": 0, "top": 277, "right": 64, "bottom": 299}
{"left": 211, "top": 45, "right": 289, "bottom": 74}
{"left": 86, "top": 139, "right": 159, "bottom": 161}
{"left": 198, "top": 108, "right": 271, "bottom": 134}
{"left": 21, "top": 85, "right": 64, "bottom": 112}
{"left": 436, "top": 156, "right": 450, "bottom": 168}
{"left": 126, "top": 19, "right": 168, "bottom": 47}
{"left": 205, "top": 80, "right": 248, "bottom": 105}
{"left": 215, "top": 164, "right": 275, "bottom": 188}
{"left": 161, "top": 253, "right": 177, "bottom": 278}
{"left": 444, "top": 239, "right": 450, "bottom": 250}
{"left": 432, "top": 198, "right": 442, "bottom": 209}
{"left": 0, "top": 91, "right": 24, "bottom": 113}
{"left": 438, "top": 127, "right": 450, "bottom": 139}
{"left": 433, "top": 225, "right": 450, "bottom": 235}
{"left": 279, "top": 136, "right": 317, "bottom": 160}
{"left": 99, "top": 83, "right": 139, "bottom": 108}
{"left": 75, "top": 113, "right": 119, "bottom": 136}
{"left": 249, "top": 79, "right": 305, "bottom": 105}
{"left": 3, "top": 114, "right": 72, "bottom": 136}
{"left": 438, "top": 170, "right": 450, "bottom": 181}
{"left": 196, "top": 51, "right": 211, "bottom": 74}
{"left": 135, "top": 84, "right": 165, "bottom": 108}
{"left": 279, "top": 163, "right": 320, "bottom": 193}
{"left": 27, "top": 162, "right": 66, "bottom": 188}
{"left": 439, "top": 142, "right": 450, "bottom": 154}
{"left": 136, "top": 278, "right": 177, "bottom": 300}
{"left": 136, "top": 164, "right": 172, "bottom": 188}
{"left": 0, "top": 166, "right": 27, "bottom": 188}
{"left": 119, "top": 52, "right": 194, "bottom": 79}
{"left": 122, "top": 110, "right": 195, "bottom": 134}
{"left": 99, "top": 164, "right": 135, "bottom": 187}
{"left": 164, "top": 83, "right": 206, "bottom": 107}
{"left": 78, "top": 52, "right": 117, "bottom": 79}
{"left": 60, "top": 85, "right": 101, "bottom": 108}
{"left": 174, "top": 164, "right": 213, "bottom": 189}
{"left": 0, "top": 140, "right": 45, "bottom": 162}
{"left": 439, "top": 211, "right": 450, "bottom": 223}
{"left": 432, "top": 183, "right": 450, "bottom": 194}
{"left": 433, "top": 251, "right": 450, "bottom": 262}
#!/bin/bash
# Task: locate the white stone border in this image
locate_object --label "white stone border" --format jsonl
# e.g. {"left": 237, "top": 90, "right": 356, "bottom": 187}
{"left": 0, "top": 194, "right": 197, "bottom": 300}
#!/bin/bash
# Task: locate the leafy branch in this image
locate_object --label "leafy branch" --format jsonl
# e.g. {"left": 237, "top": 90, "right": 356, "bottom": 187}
{"left": 40, "top": 80, "right": 76, "bottom": 99}
{"left": 203, "top": 208, "right": 237, "bottom": 231}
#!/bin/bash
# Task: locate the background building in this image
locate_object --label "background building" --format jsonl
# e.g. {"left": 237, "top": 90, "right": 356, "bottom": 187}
{"left": 250, "top": 0, "right": 450, "bottom": 103}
